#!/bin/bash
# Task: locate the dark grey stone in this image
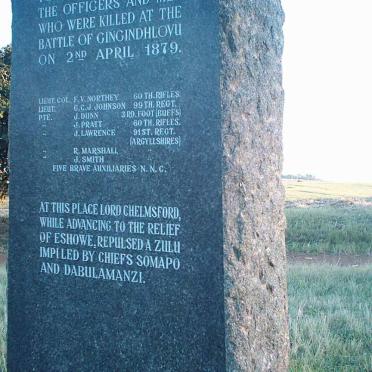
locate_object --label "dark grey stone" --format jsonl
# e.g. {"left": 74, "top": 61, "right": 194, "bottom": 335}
{"left": 8, "top": 0, "right": 288, "bottom": 371}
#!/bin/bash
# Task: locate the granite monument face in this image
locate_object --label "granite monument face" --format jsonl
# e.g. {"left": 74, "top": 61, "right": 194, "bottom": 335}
{"left": 8, "top": 0, "right": 288, "bottom": 371}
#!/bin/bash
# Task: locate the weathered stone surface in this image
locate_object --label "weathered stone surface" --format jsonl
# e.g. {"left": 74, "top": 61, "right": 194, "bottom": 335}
{"left": 221, "top": 1, "right": 289, "bottom": 370}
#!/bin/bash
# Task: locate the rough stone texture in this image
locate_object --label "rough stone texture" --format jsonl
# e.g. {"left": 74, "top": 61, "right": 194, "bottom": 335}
{"left": 220, "top": 1, "right": 289, "bottom": 371}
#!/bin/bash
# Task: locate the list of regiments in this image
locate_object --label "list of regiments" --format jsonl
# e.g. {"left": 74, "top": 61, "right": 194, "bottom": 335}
{"left": 39, "top": 89, "right": 181, "bottom": 175}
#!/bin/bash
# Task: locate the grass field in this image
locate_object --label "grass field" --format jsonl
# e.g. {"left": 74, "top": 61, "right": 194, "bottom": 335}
{"left": 286, "top": 206, "right": 372, "bottom": 255}
{"left": 286, "top": 181, "right": 371, "bottom": 370}
{"left": 285, "top": 180, "right": 372, "bottom": 201}
{"left": 285, "top": 181, "right": 372, "bottom": 255}
{"left": 288, "top": 264, "right": 372, "bottom": 371}
{"left": 0, "top": 266, "right": 6, "bottom": 372}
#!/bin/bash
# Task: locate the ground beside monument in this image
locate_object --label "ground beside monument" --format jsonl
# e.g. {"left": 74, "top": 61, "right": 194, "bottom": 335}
{"left": 285, "top": 181, "right": 372, "bottom": 371}
{"left": 0, "top": 265, "right": 5, "bottom": 371}
{"left": 288, "top": 264, "right": 371, "bottom": 371}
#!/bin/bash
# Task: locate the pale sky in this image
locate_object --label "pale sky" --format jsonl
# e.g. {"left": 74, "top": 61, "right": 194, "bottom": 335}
{"left": 1, "top": 0, "right": 371, "bottom": 182}
{"left": 0, "top": 0, "right": 11, "bottom": 47}
{"left": 283, "top": 0, "right": 372, "bottom": 182}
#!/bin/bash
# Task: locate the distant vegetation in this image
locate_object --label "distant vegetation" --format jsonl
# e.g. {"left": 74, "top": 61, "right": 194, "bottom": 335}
{"left": 288, "top": 264, "right": 372, "bottom": 371}
{"left": 282, "top": 174, "right": 318, "bottom": 181}
{"left": 285, "top": 180, "right": 372, "bottom": 201}
{"left": 0, "top": 45, "right": 11, "bottom": 199}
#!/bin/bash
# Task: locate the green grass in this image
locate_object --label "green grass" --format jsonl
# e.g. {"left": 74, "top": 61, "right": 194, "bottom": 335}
{"left": 288, "top": 264, "right": 372, "bottom": 371}
{"left": 0, "top": 266, "right": 5, "bottom": 372}
{"left": 284, "top": 180, "right": 372, "bottom": 201}
{"left": 286, "top": 206, "right": 372, "bottom": 254}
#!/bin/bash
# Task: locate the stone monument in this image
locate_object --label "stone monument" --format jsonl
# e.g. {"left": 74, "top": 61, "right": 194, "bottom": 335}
{"left": 8, "top": 0, "right": 288, "bottom": 370}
